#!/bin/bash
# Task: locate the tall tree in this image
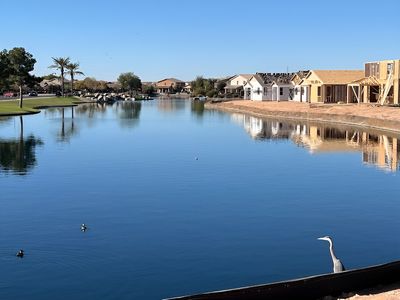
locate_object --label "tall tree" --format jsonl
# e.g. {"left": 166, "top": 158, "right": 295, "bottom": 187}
{"left": 0, "top": 50, "right": 10, "bottom": 90}
{"left": 8, "top": 48, "right": 36, "bottom": 108}
{"left": 49, "top": 57, "right": 70, "bottom": 96}
{"left": 66, "top": 62, "right": 84, "bottom": 93}
{"left": 117, "top": 72, "right": 141, "bottom": 97}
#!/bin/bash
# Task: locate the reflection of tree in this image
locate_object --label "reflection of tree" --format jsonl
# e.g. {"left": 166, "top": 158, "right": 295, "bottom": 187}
{"left": 157, "top": 99, "right": 185, "bottom": 112}
{"left": 115, "top": 101, "right": 141, "bottom": 128}
{"left": 191, "top": 100, "right": 204, "bottom": 117}
{"left": 58, "top": 108, "right": 78, "bottom": 143}
{"left": 75, "top": 103, "right": 107, "bottom": 118}
{"left": 0, "top": 117, "right": 43, "bottom": 175}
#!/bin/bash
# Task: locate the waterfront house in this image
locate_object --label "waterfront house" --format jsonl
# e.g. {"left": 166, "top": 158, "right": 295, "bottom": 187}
{"left": 224, "top": 74, "right": 253, "bottom": 98}
{"left": 182, "top": 82, "right": 192, "bottom": 94}
{"left": 40, "top": 78, "right": 70, "bottom": 93}
{"left": 271, "top": 75, "right": 295, "bottom": 101}
{"left": 156, "top": 78, "right": 185, "bottom": 94}
{"left": 348, "top": 59, "right": 400, "bottom": 105}
{"left": 291, "top": 71, "right": 310, "bottom": 102}
{"left": 244, "top": 73, "right": 294, "bottom": 101}
{"left": 300, "top": 70, "right": 364, "bottom": 103}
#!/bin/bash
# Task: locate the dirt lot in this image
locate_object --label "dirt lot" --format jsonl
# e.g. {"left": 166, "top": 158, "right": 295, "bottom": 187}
{"left": 205, "top": 101, "right": 400, "bottom": 133}
{"left": 322, "top": 282, "right": 400, "bottom": 299}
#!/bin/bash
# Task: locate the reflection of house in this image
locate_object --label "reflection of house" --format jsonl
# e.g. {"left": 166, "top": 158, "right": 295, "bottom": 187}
{"left": 224, "top": 74, "right": 253, "bottom": 97}
{"left": 291, "top": 71, "right": 310, "bottom": 102}
{"left": 361, "top": 133, "right": 399, "bottom": 172}
{"left": 348, "top": 60, "right": 400, "bottom": 105}
{"left": 156, "top": 78, "right": 185, "bottom": 94}
{"left": 244, "top": 73, "right": 294, "bottom": 101}
{"left": 241, "top": 115, "right": 295, "bottom": 139}
{"left": 234, "top": 114, "right": 400, "bottom": 172}
{"left": 300, "top": 70, "right": 364, "bottom": 103}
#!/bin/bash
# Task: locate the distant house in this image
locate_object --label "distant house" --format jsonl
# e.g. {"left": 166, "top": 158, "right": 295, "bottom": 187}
{"left": 291, "top": 71, "right": 310, "bottom": 102}
{"left": 348, "top": 59, "right": 400, "bottom": 105}
{"left": 183, "top": 82, "right": 192, "bottom": 94}
{"left": 224, "top": 74, "right": 253, "bottom": 97}
{"left": 243, "top": 73, "right": 294, "bottom": 101}
{"left": 156, "top": 78, "right": 185, "bottom": 94}
{"left": 300, "top": 70, "right": 364, "bottom": 103}
{"left": 40, "top": 78, "right": 70, "bottom": 93}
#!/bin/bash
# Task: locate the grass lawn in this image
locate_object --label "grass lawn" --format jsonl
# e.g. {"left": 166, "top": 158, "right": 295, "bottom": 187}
{"left": 0, "top": 97, "right": 83, "bottom": 116}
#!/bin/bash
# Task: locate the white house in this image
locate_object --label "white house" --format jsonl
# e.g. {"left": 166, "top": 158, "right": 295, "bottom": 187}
{"left": 244, "top": 73, "right": 294, "bottom": 101}
{"left": 291, "top": 71, "right": 310, "bottom": 102}
{"left": 224, "top": 74, "right": 253, "bottom": 97}
{"left": 271, "top": 78, "right": 294, "bottom": 101}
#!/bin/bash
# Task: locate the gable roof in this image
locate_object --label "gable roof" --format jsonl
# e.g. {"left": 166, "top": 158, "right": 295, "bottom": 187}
{"left": 308, "top": 70, "right": 364, "bottom": 84}
{"left": 157, "top": 78, "right": 184, "bottom": 84}
{"left": 251, "top": 72, "right": 294, "bottom": 86}
{"left": 291, "top": 70, "right": 310, "bottom": 84}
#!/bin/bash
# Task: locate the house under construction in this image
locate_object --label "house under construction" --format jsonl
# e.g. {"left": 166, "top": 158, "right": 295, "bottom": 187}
{"left": 348, "top": 60, "right": 400, "bottom": 105}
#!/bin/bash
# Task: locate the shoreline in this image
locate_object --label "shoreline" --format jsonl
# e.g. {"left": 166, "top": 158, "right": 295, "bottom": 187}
{"left": 205, "top": 100, "right": 400, "bottom": 134}
{"left": 0, "top": 97, "right": 86, "bottom": 117}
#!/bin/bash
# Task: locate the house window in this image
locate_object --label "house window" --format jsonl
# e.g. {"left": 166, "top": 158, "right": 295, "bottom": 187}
{"left": 237, "top": 81, "right": 239, "bottom": 85}
{"left": 264, "top": 87, "right": 267, "bottom": 95}
{"left": 256, "top": 87, "right": 261, "bottom": 95}
{"left": 317, "top": 86, "right": 321, "bottom": 97}
{"left": 301, "top": 87, "right": 304, "bottom": 95}
{"left": 388, "top": 63, "right": 394, "bottom": 75}
{"left": 295, "top": 88, "right": 298, "bottom": 95}
{"left": 280, "top": 87, "right": 283, "bottom": 96}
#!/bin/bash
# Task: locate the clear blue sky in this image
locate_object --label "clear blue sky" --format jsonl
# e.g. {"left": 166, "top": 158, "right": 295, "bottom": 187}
{"left": 2, "top": 0, "right": 399, "bottom": 82}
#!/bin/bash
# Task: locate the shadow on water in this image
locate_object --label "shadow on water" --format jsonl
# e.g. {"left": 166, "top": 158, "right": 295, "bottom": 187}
{"left": 232, "top": 113, "right": 400, "bottom": 172}
{"left": 0, "top": 116, "right": 43, "bottom": 175}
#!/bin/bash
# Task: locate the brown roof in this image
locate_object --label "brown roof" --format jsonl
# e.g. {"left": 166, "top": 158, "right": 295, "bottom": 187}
{"left": 312, "top": 70, "right": 364, "bottom": 84}
{"left": 157, "top": 78, "right": 184, "bottom": 84}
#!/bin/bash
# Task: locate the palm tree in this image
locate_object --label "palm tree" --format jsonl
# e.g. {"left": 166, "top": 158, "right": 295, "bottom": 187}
{"left": 49, "top": 57, "right": 70, "bottom": 96}
{"left": 66, "top": 62, "right": 84, "bottom": 93}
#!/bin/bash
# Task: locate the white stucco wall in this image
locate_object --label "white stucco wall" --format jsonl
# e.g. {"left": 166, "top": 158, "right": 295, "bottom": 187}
{"left": 292, "top": 85, "right": 310, "bottom": 102}
{"left": 228, "top": 75, "right": 250, "bottom": 87}
{"left": 272, "top": 83, "right": 294, "bottom": 101}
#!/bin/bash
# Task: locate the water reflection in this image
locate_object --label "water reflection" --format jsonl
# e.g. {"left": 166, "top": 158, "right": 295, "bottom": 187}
{"left": 0, "top": 117, "right": 43, "bottom": 175}
{"left": 114, "top": 101, "right": 141, "bottom": 128}
{"left": 233, "top": 114, "right": 400, "bottom": 172}
{"left": 191, "top": 100, "right": 205, "bottom": 117}
{"left": 75, "top": 103, "right": 107, "bottom": 118}
{"left": 58, "top": 108, "right": 78, "bottom": 143}
{"left": 157, "top": 99, "right": 186, "bottom": 113}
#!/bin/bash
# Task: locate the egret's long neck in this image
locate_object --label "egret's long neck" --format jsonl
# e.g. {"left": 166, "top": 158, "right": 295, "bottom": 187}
{"left": 328, "top": 240, "right": 338, "bottom": 261}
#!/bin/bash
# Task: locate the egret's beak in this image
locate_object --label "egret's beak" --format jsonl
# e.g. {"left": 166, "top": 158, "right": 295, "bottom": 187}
{"left": 318, "top": 237, "right": 328, "bottom": 241}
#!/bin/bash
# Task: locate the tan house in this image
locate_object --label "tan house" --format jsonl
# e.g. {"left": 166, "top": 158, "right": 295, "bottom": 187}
{"left": 348, "top": 59, "right": 400, "bottom": 105}
{"left": 292, "top": 125, "right": 399, "bottom": 172}
{"left": 300, "top": 70, "right": 364, "bottom": 103}
{"left": 156, "top": 78, "right": 185, "bottom": 94}
{"left": 291, "top": 71, "right": 310, "bottom": 102}
{"left": 224, "top": 74, "right": 253, "bottom": 97}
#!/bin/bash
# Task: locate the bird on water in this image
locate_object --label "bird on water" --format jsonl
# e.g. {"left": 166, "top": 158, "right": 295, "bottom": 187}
{"left": 16, "top": 249, "right": 24, "bottom": 258}
{"left": 81, "top": 224, "right": 87, "bottom": 232}
{"left": 318, "top": 236, "right": 345, "bottom": 273}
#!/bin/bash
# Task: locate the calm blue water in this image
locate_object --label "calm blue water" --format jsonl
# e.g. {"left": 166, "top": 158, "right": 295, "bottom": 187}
{"left": 0, "top": 99, "right": 399, "bottom": 299}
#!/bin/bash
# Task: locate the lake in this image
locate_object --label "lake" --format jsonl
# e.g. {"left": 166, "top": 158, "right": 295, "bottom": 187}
{"left": 1, "top": 99, "right": 400, "bottom": 300}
